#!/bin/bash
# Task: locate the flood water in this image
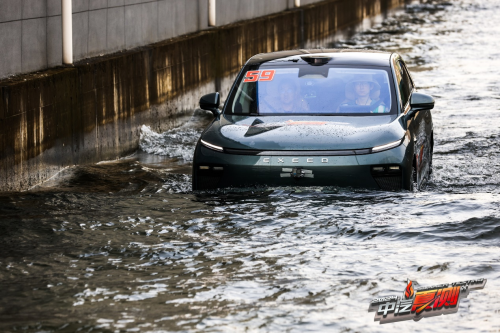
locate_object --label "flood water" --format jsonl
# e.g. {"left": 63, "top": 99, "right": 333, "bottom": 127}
{"left": 1, "top": 0, "right": 500, "bottom": 331}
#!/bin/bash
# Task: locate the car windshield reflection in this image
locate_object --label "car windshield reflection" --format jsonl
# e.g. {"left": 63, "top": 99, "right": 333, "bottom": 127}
{"left": 230, "top": 66, "right": 393, "bottom": 115}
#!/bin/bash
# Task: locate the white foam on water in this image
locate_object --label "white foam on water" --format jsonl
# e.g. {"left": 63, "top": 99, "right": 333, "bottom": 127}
{"left": 139, "top": 125, "right": 201, "bottom": 162}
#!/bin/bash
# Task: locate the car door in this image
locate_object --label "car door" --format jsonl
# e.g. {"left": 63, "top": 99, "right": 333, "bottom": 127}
{"left": 396, "top": 59, "right": 431, "bottom": 186}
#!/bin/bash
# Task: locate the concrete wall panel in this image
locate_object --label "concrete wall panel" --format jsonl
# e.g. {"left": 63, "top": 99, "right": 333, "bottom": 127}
{"left": 184, "top": 0, "right": 199, "bottom": 34}
{"left": 157, "top": 0, "right": 167, "bottom": 40}
{"left": 157, "top": 0, "right": 170, "bottom": 40}
{"left": 0, "top": 0, "right": 22, "bottom": 23}
{"left": 125, "top": 0, "right": 144, "bottom": 5}
{"left": 173, "top": 0, "right": 186, "bottom": 37}
{"left": 108, "top": 0, "right": 125, "bottom": 8}
{"left": 215, "top": 0, "right": 290, "bottom": 26}
{"left": 22, "top": 18, "right": 47, "bottom": 73}
{"left": 88, "top": 9, "right": 107, "bottom": 56}
{"left": 125, "top": 4, "right": 142, "bottom": 48}
{"left": 107, "top": 6, "right": 125, "bottom": 52}
{"left": 47, "top": 16, "right": 62, "bottom": 66}
{"left": 22, "top": 0, "right": 47, "bottom": 19}
{"left": 197, "top": 0, "right": 208, "bottom": 31}
{"left": 0, "top": 21, "right": 22, "bottom": 76}
{"left": 73, "top": 11, "right": 89, "bottom": 60}
{"left": 73, "top": 0, "right": 89, "bottom": 13}
{"left": 47, "top": 0, "right": 61, "bottom": 16}
{"left": 142, "top": 2, "right": 158, "bottom": 44}
{"left": 89, "top": 0, "right": 108, "bottom": 10}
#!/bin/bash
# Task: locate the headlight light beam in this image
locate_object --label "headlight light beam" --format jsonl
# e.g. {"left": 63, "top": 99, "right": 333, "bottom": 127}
{"left": 372, "top": 139, "right": 403, "bottom": 153}
{"left": 200, "top": 139, "right": 224, "bottom": 152}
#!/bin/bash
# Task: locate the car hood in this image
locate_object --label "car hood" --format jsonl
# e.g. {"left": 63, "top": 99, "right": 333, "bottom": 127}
{"left": 201, "top": 115, "right": 405, "bottom": 151}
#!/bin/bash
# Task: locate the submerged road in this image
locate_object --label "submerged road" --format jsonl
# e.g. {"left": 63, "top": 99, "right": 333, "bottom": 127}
{"left": 1, "top": 0, "right": 500, "bottom": 331}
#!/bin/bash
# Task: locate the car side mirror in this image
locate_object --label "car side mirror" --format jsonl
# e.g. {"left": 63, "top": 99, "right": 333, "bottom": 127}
{"left": 410, "top": 92, "right": 434, "bottom": 111}
{"left": 405, "top": 92, "right": 434, "bottom": 121}
{"left": 200, "top": 92, "right": 221, "bottom": 116}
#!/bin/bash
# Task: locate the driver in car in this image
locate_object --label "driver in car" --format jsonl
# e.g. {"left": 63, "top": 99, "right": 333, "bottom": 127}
{"left": 340, "top": 75, "right": 388, "bottom": 113}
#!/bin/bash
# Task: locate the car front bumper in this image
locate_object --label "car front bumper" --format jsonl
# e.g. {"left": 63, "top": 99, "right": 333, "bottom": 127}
{"left": 192, "top": 143, "right": 413, "bottom": 191}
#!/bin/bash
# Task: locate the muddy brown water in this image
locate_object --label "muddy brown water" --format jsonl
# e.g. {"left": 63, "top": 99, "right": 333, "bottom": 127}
{"left": 1, "top": 0, "right": 500, "bottom": 331}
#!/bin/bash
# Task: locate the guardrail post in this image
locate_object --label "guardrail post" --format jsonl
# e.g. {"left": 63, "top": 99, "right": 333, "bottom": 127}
{"left": 208, "top": 0, "right": 216, "bottom": 26}
{"left": 62, "top": 0, "right": 73, "bottom": 65}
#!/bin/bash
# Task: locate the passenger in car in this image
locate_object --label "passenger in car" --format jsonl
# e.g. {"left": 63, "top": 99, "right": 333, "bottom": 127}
{"left": 260, "top": 79, "right": 309, "bottom": 113}
{"left": 340, "top": 75, "right": 388, "bottom": 113}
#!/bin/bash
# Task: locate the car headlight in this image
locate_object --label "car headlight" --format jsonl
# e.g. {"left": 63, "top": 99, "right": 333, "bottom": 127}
{"left": 201, "top": 139, "right": 224, "bottom": 152}
{"left": 372, "top": 139, "right": 403, "bottom": 153}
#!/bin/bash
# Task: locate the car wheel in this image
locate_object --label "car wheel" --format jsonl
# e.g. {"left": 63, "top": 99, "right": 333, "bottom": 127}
{"left": 410, "top": 164, "right": 418, "bottom": 192}
{"left": 428, "top": 148, "right": 433, "bottom": 177}
{"left": 429, "top": 134, "right": 434, "bottom": 176}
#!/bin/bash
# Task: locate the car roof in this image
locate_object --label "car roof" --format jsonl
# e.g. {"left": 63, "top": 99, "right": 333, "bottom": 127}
{"left": 246, "top": 49, "right": 393, "bottom": 67}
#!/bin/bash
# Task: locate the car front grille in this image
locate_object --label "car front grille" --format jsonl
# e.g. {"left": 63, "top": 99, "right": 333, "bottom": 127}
{"left": 373, "top": 175, "right": 402, "bottom": 191}
{"left": 371, "top": 165, "right": 402, "bottom": 191}
{"left": 195, "top": 166, "right": 224, "bottom": 190}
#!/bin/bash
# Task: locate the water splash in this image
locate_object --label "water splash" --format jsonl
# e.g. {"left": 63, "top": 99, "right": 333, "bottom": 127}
{"left": 139, "top": 125, "right": 201, "bottom": 162}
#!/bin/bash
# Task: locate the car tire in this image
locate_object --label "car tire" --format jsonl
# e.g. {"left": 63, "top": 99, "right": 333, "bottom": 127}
{"left": 428, "top": 149, "right": 433, "bottom": 176}
{"left": 410, "top": 163, "right": 418, "bottom": 192}
{"left": 429, "top": 134, "right": 434, "bottom": 176}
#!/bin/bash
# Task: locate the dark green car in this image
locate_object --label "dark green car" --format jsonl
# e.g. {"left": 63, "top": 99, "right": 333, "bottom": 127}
{"left": 193, "top": 49, "right": 434, "bottom": 191}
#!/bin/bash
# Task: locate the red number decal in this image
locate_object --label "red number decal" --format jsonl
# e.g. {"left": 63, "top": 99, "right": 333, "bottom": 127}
{"left": 244, "top": 71, "right": 260, "bottom": 82}
{"left": 259, "top": 70, "right": 275, "bottom": 82}
{"left": 244, "top": 70, "right": 277, "bottom": 82}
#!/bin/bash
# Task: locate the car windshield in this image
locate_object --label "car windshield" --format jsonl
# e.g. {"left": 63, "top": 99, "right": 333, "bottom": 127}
{"left": 228, "top": 66, "right": 393, "bottom": 115}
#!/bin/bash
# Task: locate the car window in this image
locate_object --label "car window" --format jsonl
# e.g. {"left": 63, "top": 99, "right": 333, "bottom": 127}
{"left": 401, "top": 62, "right": 414, "bottom": 91}
{"left": 395, "top": 60, "right": 413, "bottom": 107}
{"left": 229, "top": 66, "right": 393, "bottom": 115}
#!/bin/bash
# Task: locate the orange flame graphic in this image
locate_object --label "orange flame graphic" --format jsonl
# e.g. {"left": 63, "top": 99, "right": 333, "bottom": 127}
{"left": 415, "top": 296, "right": 438, "bottom": 316}
{"left": 405, "top": 280, "right": 414, "bottom": 299}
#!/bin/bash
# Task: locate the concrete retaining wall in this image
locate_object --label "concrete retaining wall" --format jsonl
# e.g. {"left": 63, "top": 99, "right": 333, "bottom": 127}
{"left": 216, "top": 0, "right": 292, "bottom": 26}
{"left": 0, "top": 0, "right": 405, "bottom": 191}
{"left": 0, "top": 0, "right": 330, "bottom": 79}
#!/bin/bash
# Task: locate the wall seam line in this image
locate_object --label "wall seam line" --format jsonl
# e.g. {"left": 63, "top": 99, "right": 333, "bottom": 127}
{"left": 105, "top": 5, "right": 108, "bottom": 57}
{"left": 157, "top": 0, "right": 160, "bottom": 43}
{"left": 87, "top": 4, "right": 90, "bottom": 59}
{"left": 20, "top": 0, "right": 24, "bottom": 72}
{"left": 46, "top": 0, "right": 48, "bottom": 69}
